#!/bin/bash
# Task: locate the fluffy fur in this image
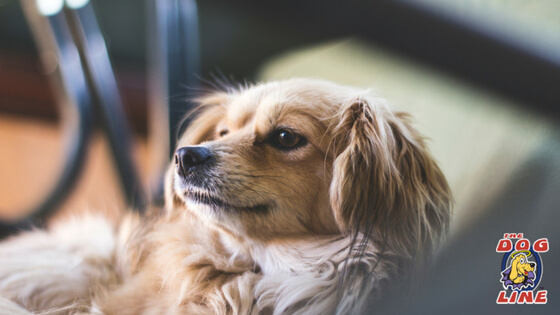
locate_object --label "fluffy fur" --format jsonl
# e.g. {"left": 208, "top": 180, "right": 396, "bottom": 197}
{"left": 0, "top": 79, "right": 451, "bottom": 314}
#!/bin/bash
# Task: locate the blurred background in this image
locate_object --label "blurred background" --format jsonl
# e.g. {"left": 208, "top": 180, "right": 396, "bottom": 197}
{"left": 1, "top": 0, "right": 559, "bottom": 313}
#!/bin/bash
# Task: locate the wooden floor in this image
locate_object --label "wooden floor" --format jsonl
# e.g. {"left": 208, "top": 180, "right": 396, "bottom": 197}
{"left": 0, "top": 114, "right": 151, "bottom": 223}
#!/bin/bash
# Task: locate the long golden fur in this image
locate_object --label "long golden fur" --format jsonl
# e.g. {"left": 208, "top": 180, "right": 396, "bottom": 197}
{"left": 0, "top": 79, "right": 451, "bottom": 314}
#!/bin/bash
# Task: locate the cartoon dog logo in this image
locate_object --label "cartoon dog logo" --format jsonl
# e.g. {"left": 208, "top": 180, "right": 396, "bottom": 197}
{"left": 501, "top": 252, "right": 536, "bottom": 290}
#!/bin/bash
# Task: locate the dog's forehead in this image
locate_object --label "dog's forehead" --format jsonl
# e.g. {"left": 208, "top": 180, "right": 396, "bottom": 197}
{"left": 225, "top": 89, "right": 261, "bottom": 128}
{"left": 225, "top": 84, "right": 285, "bottom": 122}
{"left": 224, "top": 81, "right": 340, "bottom": 131}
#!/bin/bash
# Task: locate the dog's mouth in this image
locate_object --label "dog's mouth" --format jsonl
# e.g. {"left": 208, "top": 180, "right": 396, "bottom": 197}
{"left": 181, "top": 186, "right": 269, "bottom": 213}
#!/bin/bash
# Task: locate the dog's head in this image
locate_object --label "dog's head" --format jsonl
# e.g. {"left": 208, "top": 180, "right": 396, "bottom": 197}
{"left": 165, "top": 79, "right": 451, "bottom": 264}
{"left": 513, "top": 254, "right": 535, "bottom": 276}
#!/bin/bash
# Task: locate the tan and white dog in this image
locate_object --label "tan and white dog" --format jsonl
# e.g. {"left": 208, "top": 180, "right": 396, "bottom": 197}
{"left": 0, "top": 79, "right": 451, "bottom": 314}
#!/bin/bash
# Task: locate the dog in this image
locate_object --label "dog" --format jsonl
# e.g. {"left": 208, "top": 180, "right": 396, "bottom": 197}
{"left": 507, "top": 253, "right": 535, "bottom": 284}
{"left": 0, "top": 79, "right": 451, "bottom": 314}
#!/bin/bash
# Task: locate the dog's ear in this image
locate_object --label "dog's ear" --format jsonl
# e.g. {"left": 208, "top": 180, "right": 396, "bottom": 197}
{"left": 164, "top": 92, "right": 229, "bottom": 212}
{"left": 329, "top": 96, "right": 451, "bottom": 266}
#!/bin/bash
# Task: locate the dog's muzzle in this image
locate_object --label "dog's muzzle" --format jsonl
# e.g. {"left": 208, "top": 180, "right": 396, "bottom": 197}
{"left": 175, "top": 146, "right": 213, "bottom": 177}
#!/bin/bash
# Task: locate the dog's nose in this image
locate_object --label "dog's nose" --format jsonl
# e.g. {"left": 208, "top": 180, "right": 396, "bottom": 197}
{"left": 529, "top": 262, "right": 536, "bottom": 268}
{"left": 175, "top": 146, "right": 213, "bottom": 175}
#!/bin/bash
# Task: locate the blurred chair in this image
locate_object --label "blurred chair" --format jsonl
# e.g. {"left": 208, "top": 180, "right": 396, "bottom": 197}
{"left": 0, "top": 0, "right": 199, "bottom": 237}
{"left": 146, "top": 0, "right": 199, "bottom": 200}
{"left": 0, "top": 1, "right": 94, "bottom": 237}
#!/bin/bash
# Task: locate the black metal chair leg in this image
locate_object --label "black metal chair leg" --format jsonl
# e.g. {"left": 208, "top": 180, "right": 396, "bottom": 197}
{"left": 0, "top": 3, "right": 94, "bottom": 238}
{"left": 0, "top": 0, "right": 201, "bottom": 237}
{"left": 65, "top": 3, "right": 147, "bottom": 211}
{"left": 147, "top": 0, "right": 200, "bottom": 200}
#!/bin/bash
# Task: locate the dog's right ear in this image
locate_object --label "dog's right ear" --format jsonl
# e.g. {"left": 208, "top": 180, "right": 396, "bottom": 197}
{"left": 164, "top": 92, "right": 229, "bottom": 212}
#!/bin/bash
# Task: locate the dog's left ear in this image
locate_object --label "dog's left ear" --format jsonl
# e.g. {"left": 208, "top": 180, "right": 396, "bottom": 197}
{"left": 329, "top": 96, "right": 451, "bottom": 264}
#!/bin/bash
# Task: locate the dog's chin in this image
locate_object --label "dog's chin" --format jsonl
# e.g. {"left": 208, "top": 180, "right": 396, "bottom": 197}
{"left": 174, "top": 181, "right": 270, "bottom": 215}
{"left": 180, "top": 186, "right": 231, "bottom": 211}
{"left": 173, "top": 184, "right": 272, "bottom": 239}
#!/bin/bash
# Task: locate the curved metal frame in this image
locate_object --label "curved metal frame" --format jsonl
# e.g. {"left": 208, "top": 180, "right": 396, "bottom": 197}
{"left": 147, "top": 0, "right": 200, "bottom": 200}
{"left": 0, "top": 5, "right": 93, "bottom": 238}
{"left": 66, "top": 3, "right": 147, "bottom": 210}
{"left": 0, "top": 1, "right": 159, "bottom": 237}
{"left": 1, "top": 0, "right": 200, "bottom": 237}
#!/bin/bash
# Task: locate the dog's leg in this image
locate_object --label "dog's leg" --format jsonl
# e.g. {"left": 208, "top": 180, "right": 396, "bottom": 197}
{"left": 0, "top": 214, "right": 119, "bottom": 314}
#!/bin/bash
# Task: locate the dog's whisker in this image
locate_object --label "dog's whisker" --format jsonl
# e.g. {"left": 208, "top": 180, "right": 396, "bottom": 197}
{"left": 234, "top": 182, "right": 286, "bottom": 200}
{"left": 225, "top": 173, "right": 300, "bottom": 194}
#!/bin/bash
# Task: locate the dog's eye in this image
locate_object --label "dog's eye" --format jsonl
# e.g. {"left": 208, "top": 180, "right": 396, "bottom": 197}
{"left": 279, "top": 131, "right": 298, "bottom": 147}
{"left": 218, "top": 129, "right": 229, "bottom": 137}
{"left": 270, "top": 129, "right": 307, "bottom": 150}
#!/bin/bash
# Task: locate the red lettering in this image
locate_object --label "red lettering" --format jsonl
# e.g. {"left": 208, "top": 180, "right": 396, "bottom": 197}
{"left": 518, "top": 291, "right": 533, "bottom": 304}
{"left": 534, "top": 238, "right": 549, "bottom": 252}
{"left": 498, "top": 290, "right": 548, "bottom": 304}
{"left": 509, "top": 291, "right": 518, "bottom": 304}
{"left": 505, "top": 233, "right": 523, "bottom": 238}
{"left": 496, "top": 291, "right": 509, "bottom": 304}
{"left": 515, "top": 239, "right": 530, "bottom": 251}
{"left": 535, "top": 291, "right": 548, "bottom": 304}
{"left": 496, "top": 239, "right": 512, "bottom": 252}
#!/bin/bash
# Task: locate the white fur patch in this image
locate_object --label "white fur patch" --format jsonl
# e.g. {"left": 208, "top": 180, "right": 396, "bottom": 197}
{"left": 0, "top": 214, "right": 118, "bottom": 314}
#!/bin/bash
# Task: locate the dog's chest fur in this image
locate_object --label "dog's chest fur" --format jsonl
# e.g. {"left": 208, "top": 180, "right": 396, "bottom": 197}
{"left": 98, "top": 212, "right": 390, "bottom": 315}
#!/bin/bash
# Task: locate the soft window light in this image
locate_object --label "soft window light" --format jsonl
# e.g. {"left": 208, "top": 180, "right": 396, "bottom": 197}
{"left": 36, "top": 0, "right": 64, "bottom": 16}
{"left": 66, "top": 0, "right": 89, "bottom": 10}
